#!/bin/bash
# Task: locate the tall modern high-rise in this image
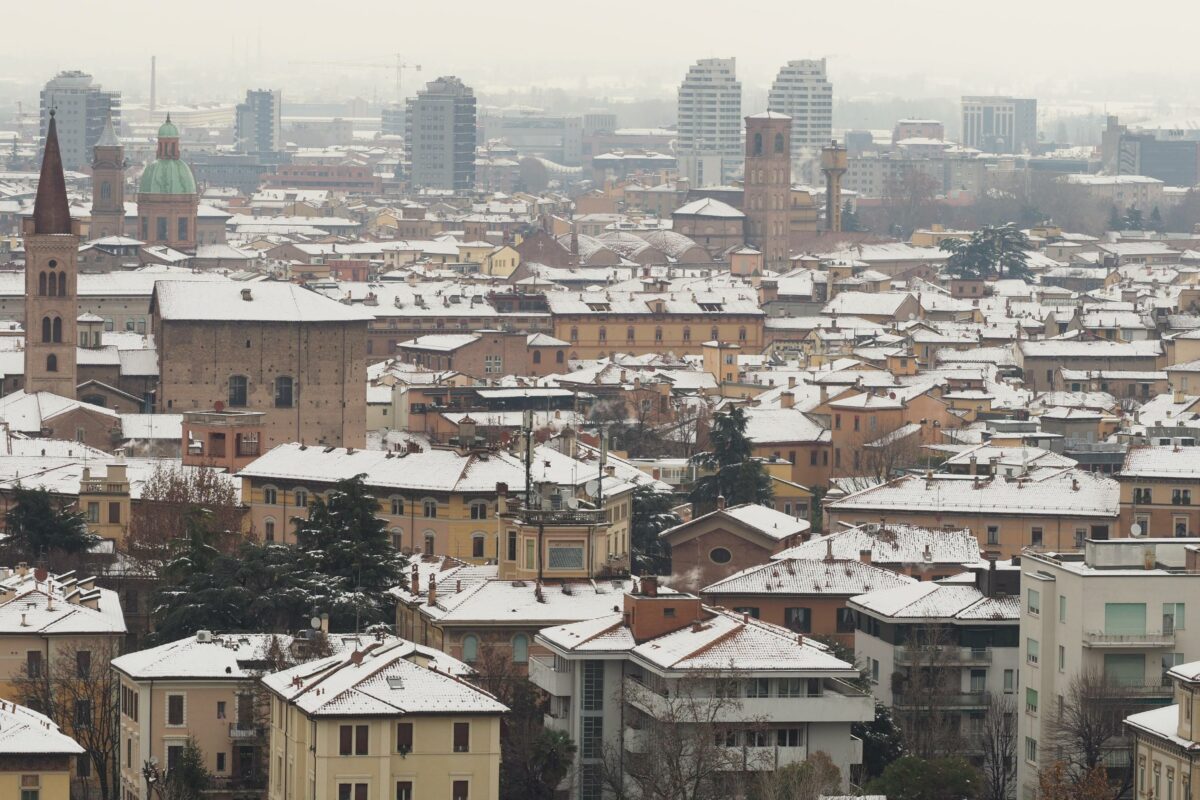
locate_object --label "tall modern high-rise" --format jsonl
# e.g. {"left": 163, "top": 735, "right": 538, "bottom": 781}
{"left": 39, "top": 71, "right": 121, "bottom": 171}
{"left": 234, "top": 89, "right": 282, "bottom": 155}
{"left": 767, "top": 59, "right": 833, "bottom": 156}
{"left": 676, "top": 58, "right": 742, "bottom": 185}
{"left": 961, "top": 96, "right": 1038, "bottom": 154}
{"left": 405, "top": 76, "right": 477, "bottom": 192}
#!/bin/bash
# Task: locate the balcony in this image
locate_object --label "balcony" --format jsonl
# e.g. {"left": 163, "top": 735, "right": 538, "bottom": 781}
{"left": 713, "top": 746, "right": 808, "bottom": 772}
{"left": 1082, "top": 630, "right": 1175, "bottom": 649}
{"left": 529, "top": 655, "right": 572, "bottom": 697}
{"left": 894, "top": 646, "right": 993, "bottom": 665}
{"left": 228, "top": 723, "right": 265, "bottom": 740}
{"left": 894, "top": 690, "right": 992, "bottom": 709}
{"left": 624, "top": 726, "right": 649, "bottom": 754}
{"left": 517, "top": 507, "right": 607, "bottom": 526}
{"left": 623, "top": 676, "right": 873, "bottom": 724}
{"left": 543, "top": 712, "right": 569, "bottom": 734}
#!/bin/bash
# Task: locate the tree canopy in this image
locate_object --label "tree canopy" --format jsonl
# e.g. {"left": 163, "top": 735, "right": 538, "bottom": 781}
{"left": 689, "top": 406, "right": 773, "bottom": 513}
{"left": 866, "top": 756, "right": 981, "bottom": 800}
{"left": 939, "top": 224, "right": 1033, "bottom": 280}
{"left": 2, "top": 485, "right": 97, "bottom": 563}
{"left": 630, "top": 484, "right": 680, "bottom": 575}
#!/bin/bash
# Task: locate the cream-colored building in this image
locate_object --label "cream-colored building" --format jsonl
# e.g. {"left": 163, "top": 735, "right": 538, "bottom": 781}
{"left": 0, "top": 696, "right": 85, "bottom": 800}
{"left": 1127, "top": 660, "right": 1200, "bottom": 800}
{"left": 1019, "top": 540, "right": 1200, "bottom": 800}
{"left": 111, "top": 632, "right": 289, "bottom": 800}
{"left": 262, "top": 636, "right": 506, "bottom": 800}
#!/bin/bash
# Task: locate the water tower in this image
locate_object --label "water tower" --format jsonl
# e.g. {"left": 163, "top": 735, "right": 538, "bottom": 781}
{"left": 820, "top": 139, "right": 848, "bottom": 232}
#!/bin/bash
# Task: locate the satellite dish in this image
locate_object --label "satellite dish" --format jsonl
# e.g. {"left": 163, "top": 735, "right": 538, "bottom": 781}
{"left": 566, "top": 497, "right": 580, "bottom": 510}
{"left": 584, "top": 479, "right": 601, "bottom": 497}
{"left": 1130, "top": 524, "right": 1143, "bottom": 538}
{"left": 310, "top": 616, "right": 322, "bottom": 630}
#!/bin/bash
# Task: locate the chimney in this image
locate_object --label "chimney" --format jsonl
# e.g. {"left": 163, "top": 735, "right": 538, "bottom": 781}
{"left": 825, "top": 538, "right": 834, "bottom": 562}
{"left": 716, "top": 495, "right": 726, "bottom": 510}
{"left": 320, "top": 613, "right": 329, "bottom": 634}
{"left": 17, "top": 563, "right": 27, "bottom": 577}
{"left": 788, "top": 376, "right": 797, "bottom": 389}
{"left": 859, "top": 549, "right": 872, "bottom": 565}
{"left": 691, "top": 619, "right": 704, "bottom": 633}
{"left": 427, "top": 575, "right": 437, "bottom": 607}
{"left": 1071, "top": 477, "right": 1080, "bottom": 491}
{"left": 241, "top": 288, "right": 253, "bottom": 301}
{"left": 923, "top": 544, "right": 933, "bottom": 562}
{"left": 410, "top": 563, "right": 420, "bottom": 595}
{"left": 781, "top": 391, "right": 794, "bottom": 409}
{"left": 641, "top": 575, "right": 658, "bottom": 597}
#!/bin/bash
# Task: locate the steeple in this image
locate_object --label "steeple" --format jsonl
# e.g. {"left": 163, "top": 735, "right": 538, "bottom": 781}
{"left": 33, "top": 111, "right": 71, "bottom": 235}
{"left": 95, "top": 114, "right": 119, "bottom": 148}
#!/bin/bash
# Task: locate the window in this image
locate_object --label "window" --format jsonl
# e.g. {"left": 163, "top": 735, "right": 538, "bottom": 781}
{"left": 746, "top": 678, "right": 770, "bottom": 698}
{"left": 1164, "top": 603, "right": 1186, "bottom": 632}
{"left": 294, "top": 489, "right": 308, "bottom": 509}
{"left": 390, "top": 497, "right": 404, "bottom": 516}
{"left": 777, "top": 728, "right": 802, "bottom": 747}
{"left": 217, "top": 701, "right": 226, "bottom": 719}
{"left": 76, "top": 650, "right": 91, "bottom": 678}
{"left": 454, "top": 721, "right": 471, "bottom": 752}
{"left": 216, "top": 752, "right": 226, "bottom": 772}
{"left": 470, "top": 501, "right": 487, "bottom": 520}
{"left": 45, "top": 354, "right": 57, "bottom": 372}
{"left": 356, "top": 724, "right": 368, "bottom": 754}
{"left": 709, "top": 547, "right": 732, "bottom": 564}
{"left": 484, "top": 355, "right": 502, "bottom": 374}
{"left": 1135, "top": 487, "right": 1153, "bottom": 504}
{"left": 338, "top": 785, "right": 368, "bottom": 800}
{"left": 532, "top": 350, "right": 541, "bottom": 364}
{"left": 396, "top": 782, "right": 413, "bottom": 800}
{"left": 424, "top": 532, "right": 436, "bottom": 554}
{"left": 462, "top": 634, "right": 478, "bottom": 663}
{"left": 87, "top": 502, "right": 99, "bottom": 523}
{"left": 1059, "top": 645, "right": 1066, "bottom": 671}
{"left": 167, "top": 694, "right": 184, "bottom": 726}
{"left": 987, "top": 526, "right": 999, "bottom": 546}
{"left": 423, "top": 499, "right": 437, "bottom": 518}
{"left": 263, "top": 486, "right": 278, "bottom": 505}
{"left": 1025, "top": 736, "right": 1038, "bottom": 764}
{"left": 167, "top": 744, "right": 183, "bottom": 771}
{"left": 74, "top": 698, "right": 91, "bottom": 726}
{"left": 338, "top": 724, "right": 369, "bottom": 755}
{"left": 1028, "top": 588, "right": 1040, "bottom": 615}
{"left": 1003, "top": 669, "right": 1015, "bottom": 693}
{"left": 507, "top": 530, "right": 517, "bottom": 561}
{"left": 453, "top": 781, "right": 469, "bottom": 800}
{"left": 108, "top": 502, "right": 121, "bottom": 524}
{"left": 1027, "top": 639, "right": 1039, "bottom": 665}
{"left": 1026, "top": 687, "right": 1039, "bottom": 714}
{"left": 274, "top": 376, "right": 294, "bottom": 407}
{"left": 228, "top": 375, "right": 248, "bottom": 407}
{"left": 472, "top": 535, "right": 485, "bottom": 559}
{"left": 1059, "top": 595, "right": 1067, "bottom": 623}
{"left": 1031, "top": 527, "right": 1043, "bottom": 546}
{"left": 178, "top": 217, "right": 188, "bottom": 241}
{"left": 626, "top": 327, "right": 635, "bottom": 342}
{"left": 264, "top": 518, "right": 276, "bottom": 542}
{"left": 525, "top": 539, "right": 535, "bottom": 568}
{"left": 784, "top": 607, "right": 812, "bottom": 633}
{"left": 570, "top": 327, "right": 578, "bottom": 342}
{"left": 77, "top": 752, "right": 91, "bottom": 777}
{"left": 396, "top": 722, "right": 413, "bottom": 753}
{"left": 836, "top": 607, "right": 855, "bottom": 633}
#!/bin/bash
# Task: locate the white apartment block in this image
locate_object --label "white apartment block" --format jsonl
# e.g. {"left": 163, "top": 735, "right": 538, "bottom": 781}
{"left": 1019, "top": 540, "right": 1200, "bottom": 800}
{"left": 531, "top": 580, "right": 872, "bottom": 800}
{"left": 768, "top": 59, "right": 834, "bottom": 155}
{"left": 676, "top": 58, "right": 742, "bottom": 185}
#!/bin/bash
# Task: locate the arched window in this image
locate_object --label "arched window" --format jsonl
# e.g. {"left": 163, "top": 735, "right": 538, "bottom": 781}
{"left": 56, "top": 272, "right": 65, "bottom": 296}
{"left": 556, "top": 350, "right": 564, "bottom": 364}
{"left": 598, "top": 327, "right": 606, "bottom": 342}
{"left": 711, "top": 326, "right": 719, "bottom": 341}
{"left": 775, "top": 132, "right": 784, "bottom": 153}
{"left": 683, "top": 326, "right": 691, "bottom": 342}
{"left": 263, "top": 486, "right": 278, "bottom": 505}
{"left": 472, "top": 534, "right": 486, "bottom": 559}
{"left": 228, "top": 375, "right": 248, "bottom": 407}
{"left": 569, "top": 327, "right": 578, "bottom": 342}
{"left": 739, "top": 326, "right": 747, "bottom": 341}
{"left": 461, "top": 634, "right": 478, "bottom": 663}
{"left": 423, "top": 499, "right": 437, "bottom": 518}
{"left": 52, "top": 317, "right": 62, "bottom": 343}
{"left": 470, "top": 501, "right": 488, "bottom": 521}
{"left": 41, "top": 316, "right": 51, "bottom": 343}
{"left": 655, "top": 327, "right": 663, "bottom": 342}
{"left": 626, "top": 327, "right": 635, "bottom": 342}
{"left": 753, "top": 132, "right": 763, "bottom": 155}
{"left": 390, "top": 496, "right": 404, "bottom": 516}
{"left": 263, "top": 517, "right": 276, "bottom": 542}
{"left": 293, "top": 488, "right": 308, "bottom": 509}
{"left": 274, "top": 376, "right": 294, "bottom": 408}
{"left": 100, "top": 182, "right": 111, "bottom": 200}
{"left": 46, "top": 354, "right": 57, "bottom": 372}
{"left": 37, "top": 272, "right": 46, "bottom": 296}
{"left": 532, "top": 350, "right": 541, "bottom": 364}
{"left": 390, "top": 528, "right": 403, "bottom": 549}
{"left": 424, "top": 531, "right": 436, "bottom": 555}
{"left": 511, "top": 633, "right": 529, "bottom": 664}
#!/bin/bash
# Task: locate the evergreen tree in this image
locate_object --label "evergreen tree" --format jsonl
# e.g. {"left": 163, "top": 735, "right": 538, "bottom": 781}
{"left": 866, "top": 756, "right": 980, "bottom": 800}
{"left": 689, "top": 407, "right": 773, "bottom": 513}
{"left": 842, "top": 200, "right": 864, "bottom": 232}
{"left": 939, "top": 224, "right": 1032, "bottom": 280}
{"left": 2, "top": 485, "right": 97, "bottom": 562}
{"left": 1125, "top": 206, "right": 1144, "bottom": 230}
{"left": 1108, "top": 205, "right": 1123, "bottom": 231}
{"left": 630, "top": 485, "right": 680, "bottom": 575}
{"left": 1150, "top": 205, "right": 1164, "bottom": 232}
{"left": 154, "top": 738, "right": 211, "bottom": 800}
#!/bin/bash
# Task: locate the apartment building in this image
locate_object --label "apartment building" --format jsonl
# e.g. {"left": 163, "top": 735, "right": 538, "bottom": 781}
{"left": 768, "top": 59, "right": 834, "bottom": 168}
{"left": 0, "top": 697, "right": 84, "bottom": 800}
{"left": 111, "top": 632, "right": 288, "bottom": 799}
{"left": 263, "top": 636, "right": 506, "bottom": 800}
{"left": 40, "top": 70, "right": 121, "bottom": 171}
{"left": 1118, "top": 446, "right": 1200, "bottom": 538}
{"left": 826, "top": 470, "right": 1120, "bottom": 559}
{"left": 406, "top": 76, "right": 477, "bottom": 192}
{"left": 849, "top": 564, "right": 1020, "bottom": 750}
{"left": 676, "top": 58, "right": 743, "bottom": 185}
{"left": 530, "top": 578, "right": 874, "bottom": 800}
{"left": 961, "top": 96, "right": 1037, "bottom": 154}
{"left": 771, "top": 524, "right": 984, "bottom": 581}
{"left": 1018, "top": 540, "right": 1200, "bottom": 800}
{"left": 1126, "top": 659, "right": 1200, "bottom": 800}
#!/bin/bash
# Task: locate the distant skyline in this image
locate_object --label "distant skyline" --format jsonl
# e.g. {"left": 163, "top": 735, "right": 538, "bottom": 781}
{"left": 4, "top": 0, "right": 1200, "bottom": 116}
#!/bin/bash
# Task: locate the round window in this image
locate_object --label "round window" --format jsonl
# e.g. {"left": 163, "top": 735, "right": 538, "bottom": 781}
{"left": 48, "top": 259, "right": 57, "bottom": 268}
{"left": 709, "top": 547, "right": 732, "bottom": 564}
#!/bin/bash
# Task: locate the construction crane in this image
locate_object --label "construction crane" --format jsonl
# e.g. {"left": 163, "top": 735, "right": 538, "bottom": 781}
{"left": 290, "top": 53, "right": 421, "bottom": 106}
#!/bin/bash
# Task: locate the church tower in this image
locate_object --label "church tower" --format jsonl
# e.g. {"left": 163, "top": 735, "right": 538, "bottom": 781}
{"left": 137, "top": 115, "right": 198, "bottom": 252}
{"left": 24, "top": 111, "right": 79, "bottom": 396}
{"left": 743, "top": 111, "right": 793, "bottom": 266}
{"left": 89, "top": 115, "right": 125, "bottom": 238}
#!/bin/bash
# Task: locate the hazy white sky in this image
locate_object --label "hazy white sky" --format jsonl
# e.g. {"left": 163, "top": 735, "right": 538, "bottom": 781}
{"left": 6, "top": 0, "right": 1200, "bottom": 106}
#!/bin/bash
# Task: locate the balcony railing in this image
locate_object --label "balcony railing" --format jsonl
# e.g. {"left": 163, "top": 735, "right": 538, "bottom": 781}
{"left": 518, "top": 507, "right": 607, "bottom": 525}
{"left": 1082, "top": 629, "right": 1175, "bottom": 648}
{"left": 894, "top": 690, "right": 992, "bottom": 709}
{"left": 894, "top": 646, "right": 993, "bottom": 665}
{"left": 228, "top": 722, "right": 265, "bottom": 739}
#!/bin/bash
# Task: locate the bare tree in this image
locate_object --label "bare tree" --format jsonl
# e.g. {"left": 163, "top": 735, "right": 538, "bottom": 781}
{"left": 1047, "top": 669, "right": 1138, "bottom": 799}
{"left": 603, "top": 671, "right": 771, "bottom": 800}
{"left": 892, "top": 623, "right": 962, "bottom": 759}
{"left": 15, "top": 639, "right": 121, "bottom": 800}
{"left": 750, "top": 750, "right": 842, "bottom": 800}
{"left": 860, "top": 427, "right": 924, "bottom": 483}
{"left": 1038, "top": 761, "right": 1114, "bottom": 800}
{"left": 128, "top": 464, "right": 245, "bottom": 567}
{"left": 976, "top": 694, "right": 1018, "bottom": 800}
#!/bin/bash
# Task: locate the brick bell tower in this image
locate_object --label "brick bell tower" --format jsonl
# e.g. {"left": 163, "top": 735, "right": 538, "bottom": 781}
{"left": 743, "top": 111, "right": 793, "bottom": 267}
{"left": 24, "top": 111, "right": 80, "bottom": 396}
{"left": 89, "top": 114, "right": 125, "bottom": 239}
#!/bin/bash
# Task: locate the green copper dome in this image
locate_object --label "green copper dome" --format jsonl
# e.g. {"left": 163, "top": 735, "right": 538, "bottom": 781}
{"left": 158, "top": 118, "right": 179, "bottom": 138}
{"left": 139, "top": 157, "right": 196, "bottom": 195}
